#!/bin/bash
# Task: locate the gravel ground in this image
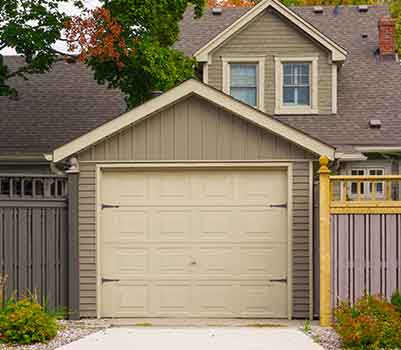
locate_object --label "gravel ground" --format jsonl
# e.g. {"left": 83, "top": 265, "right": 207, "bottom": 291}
{"left": 304, "top": 326, "right": 342, "bottom": 350}
{"left": 0, "top": 320, "right": 108, "bottom": 350}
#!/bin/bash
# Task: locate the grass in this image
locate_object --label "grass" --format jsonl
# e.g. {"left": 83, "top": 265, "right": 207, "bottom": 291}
{"left": 134, "top": 322, "right": 153, "bottom": 327}
{"left": 245, "top": 323, "right": 287, "bottom": 328}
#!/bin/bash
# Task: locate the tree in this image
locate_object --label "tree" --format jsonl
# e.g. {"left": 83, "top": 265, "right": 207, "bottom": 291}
{"left": 0, "top": 0, "right": 83, "bottom": 97}
{"left": 65, "top": 0, "right": 204, "bottom": 108}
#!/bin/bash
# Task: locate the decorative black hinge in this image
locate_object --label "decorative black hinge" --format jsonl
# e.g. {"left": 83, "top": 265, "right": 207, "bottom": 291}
{"left": 269, "top": 278, "right": 288, "bottom": 283}
{"left": 101, "top": 203, "right": 120, "bottom": 210}
{"left": 101, "top": 277, "right": 120, "bottom": 283}
{"left": 269, "top": 203, "right": 287, "bottom": 208}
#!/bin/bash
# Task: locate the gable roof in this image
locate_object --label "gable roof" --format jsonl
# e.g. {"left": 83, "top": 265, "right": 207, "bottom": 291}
{"left": 180, "top": 0, "right": 347, "bottom": 62}
{"left": 1, "top": 5, "right": 400, "bottom": 158}
{"left": 52, "top": 79, "right": 335, "bottom": 162}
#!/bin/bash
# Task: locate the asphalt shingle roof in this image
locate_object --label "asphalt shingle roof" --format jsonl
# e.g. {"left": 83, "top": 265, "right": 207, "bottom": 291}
{"left": 1, "top": 4, "right": 400, "bottom": 156}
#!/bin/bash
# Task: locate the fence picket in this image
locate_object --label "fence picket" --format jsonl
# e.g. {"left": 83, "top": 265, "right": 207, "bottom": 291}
{"left": 0, "top": 175, "right": 68, "bottom": 312}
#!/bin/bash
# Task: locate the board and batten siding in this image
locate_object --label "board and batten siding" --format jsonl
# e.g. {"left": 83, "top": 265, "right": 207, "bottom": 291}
{"left": 207, "top": 8, "right": 333, "bottom": 115}
{"left": 77, "top": 95, "right": 315, "bottom": 318}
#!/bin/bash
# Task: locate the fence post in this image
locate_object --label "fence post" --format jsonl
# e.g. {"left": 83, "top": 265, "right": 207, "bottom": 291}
{"left": 319, "top": 155, "right": 331, "bottom": 326}
{"left": 67, "top": 159, "right": 80, "bottom": 320}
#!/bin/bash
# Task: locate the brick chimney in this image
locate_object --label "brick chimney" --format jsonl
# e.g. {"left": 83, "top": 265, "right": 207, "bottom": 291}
{"left": 378, "top": 16, "right": 396, "bottom": 58}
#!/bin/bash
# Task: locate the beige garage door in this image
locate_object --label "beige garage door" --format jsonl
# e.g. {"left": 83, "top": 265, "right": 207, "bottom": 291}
{"left": 100, "top": 168, "right": 288, "bottom": 318}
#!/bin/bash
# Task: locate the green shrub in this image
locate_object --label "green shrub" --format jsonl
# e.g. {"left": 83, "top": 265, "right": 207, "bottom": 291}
{"left": 391, "top": 290, "right": 401, "bottom": 314}
{"left": 333, "top": 295, "right": 401, "bottom": 350}
{"left": 0, "top": 297, "right": 58, "bottom": 344}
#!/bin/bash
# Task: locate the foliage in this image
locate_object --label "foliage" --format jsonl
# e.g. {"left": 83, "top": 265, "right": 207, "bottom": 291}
{"left": 333, "top": 295, "right": 401, "bottom": 350}
{"left": 65, "top": 0, "right": 204, "bottom": 108}
{"left": 391, "top": 0, "right": 401, "bottom": 55}
{"left": 391, "top": 290, "right": 401, "bottom": 314}
{"left": 0, "top": 0, "right": 83, "bottom": 97}
{"left": 0, "top": 296, "right": 58, "bottom": 344}
{"left": 303, "top": 319, "right": 312, "bottom": 333}
{"left": 208, "top": 0, "right": 258, "bottom": 7}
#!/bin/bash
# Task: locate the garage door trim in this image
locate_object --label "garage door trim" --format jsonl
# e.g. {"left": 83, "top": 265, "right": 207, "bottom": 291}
{"left": 95, "top": 162, "right": 293, "bottom": 319}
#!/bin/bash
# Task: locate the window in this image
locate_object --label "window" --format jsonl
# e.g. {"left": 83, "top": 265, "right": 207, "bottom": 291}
{"left": 274, "top": 56, "right": 318, "bottom": 114}
{"left": 283, "top": 63, "right": 310, "bottom": 106}
{"left": 350, "top": 168, "right": 384, "bottom": 198}
{"left": 230, "top": 64, "right": 257, "bottom": 107}
{"left": 222, "top": 57, "right": 265, "bottom": 110}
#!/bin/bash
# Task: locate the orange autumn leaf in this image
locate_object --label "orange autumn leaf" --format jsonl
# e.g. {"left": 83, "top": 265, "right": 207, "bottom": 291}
{"left": 64, "top": 7, "right": 131, "bottom": 68}
{"left": 208, "top": 0, "right": 255, "bottom": 7}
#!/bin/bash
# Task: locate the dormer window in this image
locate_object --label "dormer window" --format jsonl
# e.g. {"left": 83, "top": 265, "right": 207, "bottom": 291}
{"left": 230, "top": 64, "right": 257, "bottom": 107}
{"left": 283, "top": 63, "right": 310, "bottom": 106}
{"left": 274, "top": 56, "right": 318, "bottom": 115}
{"left": 222, "top": 56, "right": 265, "bottom": 111}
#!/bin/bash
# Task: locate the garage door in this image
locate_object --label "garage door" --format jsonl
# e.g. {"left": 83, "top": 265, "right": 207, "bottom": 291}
{"left": 99, "top": 168, "right": 288, "bottom": 318}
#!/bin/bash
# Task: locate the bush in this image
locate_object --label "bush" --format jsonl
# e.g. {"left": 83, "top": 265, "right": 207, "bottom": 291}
{"left": 391, "top": 290, "right": 401, "bottom": 314}
{"left": 0, "top": 297, "right": 58, "bottom": 344}
{"left": 333, "top": 295, "right": 401, "bottom": 350}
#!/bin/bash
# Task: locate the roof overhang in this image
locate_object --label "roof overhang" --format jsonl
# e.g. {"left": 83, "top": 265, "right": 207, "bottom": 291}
{"left": 335, "top": 152, "right": 368, "bottom": 161}
{"left": 194, "top": 0, "right": 347, "bottom": 63}
{"left": 355, "top": 146, "right": 401, "bottom": 153}
{"left": 52, "top": 79, "right": 335, "bottom": 162}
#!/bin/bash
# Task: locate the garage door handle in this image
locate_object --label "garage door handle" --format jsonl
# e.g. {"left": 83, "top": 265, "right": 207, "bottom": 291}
{"left": 101, "top": 278, "right": 120, "bottom": 283}
{"left": 269, "top": 278, "right": 287, "bottom": 283}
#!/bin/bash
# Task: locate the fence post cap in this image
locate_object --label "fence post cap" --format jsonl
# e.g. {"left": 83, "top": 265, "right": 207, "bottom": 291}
{"left": 319, "top": 155, "right": 330, "bottom": 173}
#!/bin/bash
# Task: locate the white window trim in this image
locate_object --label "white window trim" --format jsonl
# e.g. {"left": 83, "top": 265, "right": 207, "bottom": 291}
{"left": 349, "top": 167, "right": 386, "bottom": 199}
{"left": 274, "top": 56, "right": 318, "bottom": 115}
{"left": 222, "top": 56, "right": 265, "bottom": 111}
{"left": 331, "top": 64, "right": 337, "bottom": 114}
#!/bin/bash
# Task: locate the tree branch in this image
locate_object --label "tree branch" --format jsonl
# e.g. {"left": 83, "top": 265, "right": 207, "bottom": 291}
{"left": 51, "top": 48, "right": 79, "bottom": 59}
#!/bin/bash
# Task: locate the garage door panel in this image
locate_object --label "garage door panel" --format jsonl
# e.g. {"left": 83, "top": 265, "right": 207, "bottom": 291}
{"left": 197, "top": 209, "right": 234, "bottom": 241}
{"left": 101, "top": 210, "right": 148, "bottom": 243}
{"left": 154, "top": 247, "right": 193, "bottom": 275}
{"left": 239, "top": 245, "right": 287, "bottom": 276}
{"left": 193, "top": 282, "right": 236, "bottom": 317}
{"left": 102, "top": 282, "right": 150, "bottom": 318}
{"left": 102, "top": 172, "right": 150, "bottom": 203}
{"left": 195, "top": 247, "right": 235, "bottom": 275}
{"left": 152, "top": 282, "right": 192, "bottom": 316}
{"left": 150, "top": 209, "right": 192, "bottom": 241}
{"left": 100, "top": 168, "right": 288, "bottom": 318}
{"left": 239, "top": 282, "right": 287, "bottom": 318}
{"left": 237, "top": 170, "right": 286, "bottom": 203}
{"left": 154, "top": 173, "right": 192, "bottom": 201}
{"left": 194, "top": 173, "right": 235, "bottom": 202}
{"left": 102, "top": 246, "right": 149, "bottom": 276}
{"left": 238, "top": 209, "right": 286, "bottom": 242}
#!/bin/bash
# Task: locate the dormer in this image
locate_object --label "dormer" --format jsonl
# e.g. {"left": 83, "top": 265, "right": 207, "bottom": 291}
{"left": 196, "top": 0, "right": 346, "bottom": 115}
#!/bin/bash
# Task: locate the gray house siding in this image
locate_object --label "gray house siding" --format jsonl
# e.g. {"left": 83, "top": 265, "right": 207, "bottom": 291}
{"left": 207, "top": 8, "right": 333, "bottom": 115}
{"left": 77, "top": 95, "right": 316, "bottom": 318}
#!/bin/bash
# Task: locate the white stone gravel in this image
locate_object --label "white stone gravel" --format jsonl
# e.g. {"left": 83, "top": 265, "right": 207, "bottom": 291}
{"left": 305, "top": 326, "right": 342, "bottom": 350}
{"left": 0, "top": 320, "right": 107, "bottom": 350}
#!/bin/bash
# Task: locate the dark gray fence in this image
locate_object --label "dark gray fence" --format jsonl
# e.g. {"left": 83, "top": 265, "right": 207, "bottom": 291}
{"left": 0, "top": 174, "right": 69, "bottom": 312}
{"left": 331, "top": 214, "right": 401, "bottom": 308}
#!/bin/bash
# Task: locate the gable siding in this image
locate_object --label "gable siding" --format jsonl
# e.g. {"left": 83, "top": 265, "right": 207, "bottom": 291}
{"left": 208, "top": 8, "right": 332, "bottom": 115}
{"left": 77, "top": 95, "right": 315, "bottom": 318}
{"left": 79, "top": 96, "right": 314, "bottom": 161}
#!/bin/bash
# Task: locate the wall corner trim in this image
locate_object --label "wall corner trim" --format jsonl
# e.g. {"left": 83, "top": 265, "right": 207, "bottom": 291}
{"left": 67, "top": 171, "right": 80, "bottom": 320}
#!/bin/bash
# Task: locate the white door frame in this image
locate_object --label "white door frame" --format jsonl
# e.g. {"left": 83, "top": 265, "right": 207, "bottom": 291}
{"left": 95, "top": 161, "right": 294, "bottom": 319}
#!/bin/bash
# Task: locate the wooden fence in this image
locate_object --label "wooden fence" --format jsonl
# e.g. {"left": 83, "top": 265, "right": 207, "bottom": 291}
{"left": 0, "top": 173, "right": 79, "bottom": 318}
{"left": 319, "top": 156, "right": 401, "bottom": 325}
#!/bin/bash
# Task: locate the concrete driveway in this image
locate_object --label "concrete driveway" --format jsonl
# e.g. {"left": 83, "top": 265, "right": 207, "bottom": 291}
{"left": 58, "top": 327, "right": 324, "bottom": 350}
